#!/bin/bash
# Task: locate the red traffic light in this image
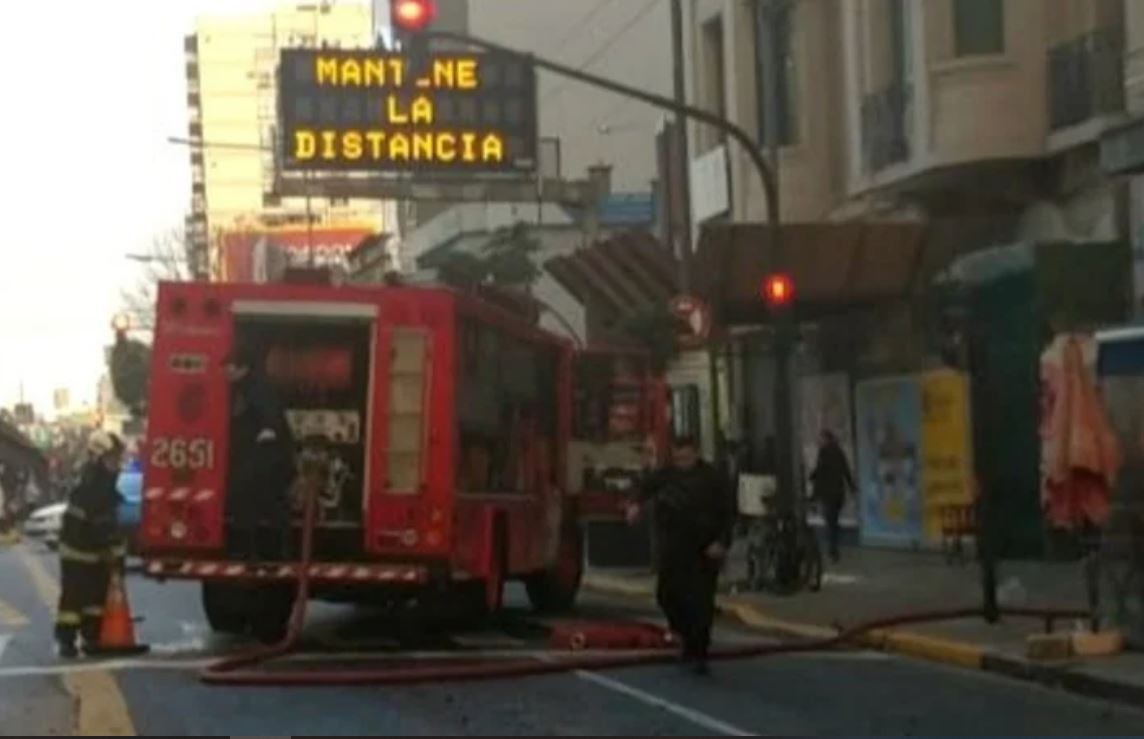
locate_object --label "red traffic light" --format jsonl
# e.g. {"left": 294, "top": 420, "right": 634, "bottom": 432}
{"left": 392, "top": 0, "right": 437, "bottom": 33}
{"left": 761, "top": 273, "right": 795, "bottom": 307}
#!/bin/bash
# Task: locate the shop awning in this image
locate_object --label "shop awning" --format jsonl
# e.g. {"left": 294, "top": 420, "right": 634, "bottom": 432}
{"left": 545, "top": 231, "right": 679, "bottom": 323}
{"left": 693, "top": 221, "right": 931, "bottom": 323}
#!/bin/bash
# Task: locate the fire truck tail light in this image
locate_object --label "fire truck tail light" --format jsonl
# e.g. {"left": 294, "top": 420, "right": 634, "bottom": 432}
{"left": 426, "top": 529, "right": 442, "bottom": 547}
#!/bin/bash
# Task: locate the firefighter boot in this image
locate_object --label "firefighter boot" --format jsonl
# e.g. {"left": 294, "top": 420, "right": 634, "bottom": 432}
{"left": 54, "top": 625, "right": 79, "bottom": 659}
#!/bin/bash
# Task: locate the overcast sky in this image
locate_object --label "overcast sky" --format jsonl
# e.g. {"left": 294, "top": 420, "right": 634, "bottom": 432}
{"left": 0, "top": 0, "right": 338, "bottom": 416}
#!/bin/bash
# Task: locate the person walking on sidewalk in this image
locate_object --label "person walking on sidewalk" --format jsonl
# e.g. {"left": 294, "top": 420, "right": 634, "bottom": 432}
{"left": 626, "top": 435, "right": 734, "bottom": 675}
{"left": 55, "top": 431, "right": 125, "bottom": 658}
{"left": 810, "top": 429, "right": 855, "bottom": 563}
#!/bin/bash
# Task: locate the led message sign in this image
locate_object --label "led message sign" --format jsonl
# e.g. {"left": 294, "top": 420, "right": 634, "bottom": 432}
{"left": 278, "top": 48, "right": 538, "bottom": 174}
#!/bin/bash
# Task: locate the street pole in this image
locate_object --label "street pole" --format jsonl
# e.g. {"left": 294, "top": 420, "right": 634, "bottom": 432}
{"left": 758, "top": 0, "right": 796, "bottom": 515}
{"left": 421, "top": 30, "right": 778, "bottom": 221}
{"left": 670, "top": 0, "right": 693, "bottom": 293}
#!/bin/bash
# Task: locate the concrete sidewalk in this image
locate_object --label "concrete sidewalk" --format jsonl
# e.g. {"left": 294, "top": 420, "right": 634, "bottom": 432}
{"left": 584, "top": 544, "right": 1144, "bottom": 708}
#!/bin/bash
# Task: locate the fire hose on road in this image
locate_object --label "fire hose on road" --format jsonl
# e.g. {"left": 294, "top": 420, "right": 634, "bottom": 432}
{"left": 200, "top": 447, "right": 1091, "bottom": 687}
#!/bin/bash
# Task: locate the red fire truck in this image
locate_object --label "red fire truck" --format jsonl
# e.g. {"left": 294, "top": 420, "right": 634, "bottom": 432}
{"left": 140, "top": 280, "right": 665, "bottom": 637}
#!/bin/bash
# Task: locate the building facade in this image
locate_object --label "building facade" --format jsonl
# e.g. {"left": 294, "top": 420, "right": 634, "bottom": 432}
{"left": 185, "top": 3, "right": 393, "bottom": 281}
{"left": 687, "top": 0, "right": 1129, "bottom": 239}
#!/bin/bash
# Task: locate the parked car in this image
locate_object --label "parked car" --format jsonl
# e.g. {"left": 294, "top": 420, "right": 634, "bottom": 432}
{"left": 117, "top": 458, "right": 143, "bottom": 554}
{"left": 23, "top": 502, "right": 67, "bottom": 549}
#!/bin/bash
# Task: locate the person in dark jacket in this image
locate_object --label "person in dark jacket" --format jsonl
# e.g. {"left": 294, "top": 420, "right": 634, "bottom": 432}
{"left": 224, "top": 344, "right": 296, "bottom": 562}
{"left": 626, "top": 435, "right": 734, "bottom": 675}
{"left": 810, "top": 430, "right": 855, "bottom": 563}
{"left": 55, "top": 431, "right": 125, "bottom": 657}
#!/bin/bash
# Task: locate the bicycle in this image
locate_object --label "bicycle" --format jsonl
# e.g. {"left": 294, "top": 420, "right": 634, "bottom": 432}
{"left": 737, "top": 475, "right": 823, "bottom": 594}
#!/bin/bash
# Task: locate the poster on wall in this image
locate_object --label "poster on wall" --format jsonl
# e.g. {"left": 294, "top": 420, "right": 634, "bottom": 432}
{"left": 799, "top": 373, "right": 857, "bottom": 528}
{"left": 855, "top": 376, "right": 924, "bottom": 548}
{"left": 920, "top": 369, "right": 974, "bottom": 543}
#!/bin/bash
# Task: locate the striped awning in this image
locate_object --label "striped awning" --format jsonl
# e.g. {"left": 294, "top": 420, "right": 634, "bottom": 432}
{"left": 545, "top": 231, "right": 679, "bottom": 324}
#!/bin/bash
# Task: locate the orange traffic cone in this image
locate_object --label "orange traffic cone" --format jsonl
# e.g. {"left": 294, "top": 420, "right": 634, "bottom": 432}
{"left": 87, "top": 570, "right": 149, "bottom": 656}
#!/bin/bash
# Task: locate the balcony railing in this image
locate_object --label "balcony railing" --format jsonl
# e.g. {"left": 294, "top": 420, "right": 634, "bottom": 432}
{"left": 861, "top": 83, "right": 911, "bottom": 173}
{"left": 1048, "top": 28, "right": 1125, "bottom": 131}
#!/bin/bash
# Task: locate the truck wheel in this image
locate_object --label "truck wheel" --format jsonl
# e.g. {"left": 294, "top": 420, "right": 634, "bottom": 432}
{"left": 201, "top": 583, "right": 251, "bottom": 635}
{"left": 251, "top": 585, "right": 296, "bottom": 644}
{"left": 525, "top": 524, "right": 584, "bottom": 613}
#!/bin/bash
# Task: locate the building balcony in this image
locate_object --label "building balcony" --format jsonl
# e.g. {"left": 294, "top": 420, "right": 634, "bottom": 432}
{"left": 861, "top": 83, "right": 911, "bottom": 173}
{"left": 1048, "top": 28, "right": 1125, "bottom": 132}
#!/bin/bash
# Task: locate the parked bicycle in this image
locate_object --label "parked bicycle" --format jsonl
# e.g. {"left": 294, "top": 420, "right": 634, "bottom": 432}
{"left": 737, "top": 474, "right": 822, "bottom": 595}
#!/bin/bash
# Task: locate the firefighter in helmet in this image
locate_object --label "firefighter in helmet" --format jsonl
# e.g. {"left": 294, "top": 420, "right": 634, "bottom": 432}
{"left": 55, "top": 430, "right": 125, "bottom": 658}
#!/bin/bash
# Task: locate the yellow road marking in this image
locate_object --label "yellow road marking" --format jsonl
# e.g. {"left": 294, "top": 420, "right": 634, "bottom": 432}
{"left": 65, "top": 671, "right": 137, "bottom": 736}
{"left": 0, "top": 597, "right": 29, "bottom": 627}
{"left": 16, "top": 546, "right": 137, "bottom": 736}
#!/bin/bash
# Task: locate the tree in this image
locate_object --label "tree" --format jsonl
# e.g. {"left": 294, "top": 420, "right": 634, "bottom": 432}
{"left": 119, "top": 227, "right": 194, "bottom": 331}
{"left": 112, "top": 227, "right": 192, "bottom": 414}
{"left": 109, "top": 339, "right": 152, "bottom": 416}
{"left": 614, "top": 303, "right": 683, "bottom": 373}
{"left": 436, "top": 222, "right": 541, "bottom": 292}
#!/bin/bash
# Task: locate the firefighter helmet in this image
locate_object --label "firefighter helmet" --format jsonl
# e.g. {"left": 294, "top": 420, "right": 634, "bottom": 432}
{"left": 87, "top": 430, "right": 124, "bottom": 458}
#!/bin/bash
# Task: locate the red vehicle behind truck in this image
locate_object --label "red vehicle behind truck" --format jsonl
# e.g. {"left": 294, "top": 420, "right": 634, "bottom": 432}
{"left": 140, "top": 280, "right": 666, "bottom": 637}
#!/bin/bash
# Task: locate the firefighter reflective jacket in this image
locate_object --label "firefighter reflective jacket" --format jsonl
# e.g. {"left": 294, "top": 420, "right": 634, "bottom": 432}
{"left": 59, "top": 462, "right": 122, "bottom": 562}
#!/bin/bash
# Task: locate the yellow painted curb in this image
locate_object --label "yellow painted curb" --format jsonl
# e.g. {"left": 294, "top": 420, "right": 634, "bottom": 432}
{"left": 718, "top": 599, "right": 837, "bottom": 640}
{"left": 880, "top": 631, "right": 984, "bottom": 669}
{"left": 582, "top": 573, "right": 656, "bottom": 598}
{"left": 584, "top": 572, "right": 990, "bottom": 672}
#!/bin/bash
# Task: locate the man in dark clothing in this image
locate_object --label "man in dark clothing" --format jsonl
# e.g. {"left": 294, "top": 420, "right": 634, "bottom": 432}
{"left": 810, "top": 430, "right": 855, "bottom": 563}
{"left": 56, "top": 431, "right": 125, "bottom": 657}
{"left": 627, "top": 435, "right": 734, "bottom": 675}
{"left": 224, "top": 345, "right": 296, "bottom": 562}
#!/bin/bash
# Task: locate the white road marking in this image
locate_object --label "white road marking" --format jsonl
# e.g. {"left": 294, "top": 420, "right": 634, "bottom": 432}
{"left": 0, "top": 657, "right": 213, "bottom": 679}
{"left": 574, "top": 669, "right": 757, "bottom": 736}
{"left": 821, "top": 573, "right": 861, "bottom": 586}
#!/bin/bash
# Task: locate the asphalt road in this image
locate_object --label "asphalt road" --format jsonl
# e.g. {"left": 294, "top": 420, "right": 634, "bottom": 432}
{"left": 2, "top": 539, "right": 1143, "bottom": 736}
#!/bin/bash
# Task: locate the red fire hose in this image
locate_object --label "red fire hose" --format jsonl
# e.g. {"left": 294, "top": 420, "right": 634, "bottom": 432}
{"left": 200, "top": 461, "right": 1090, "bottom": 686}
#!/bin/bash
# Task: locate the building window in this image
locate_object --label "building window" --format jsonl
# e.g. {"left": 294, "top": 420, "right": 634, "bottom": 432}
{"left": 700, "top": 16, "right": 728, "bottom": 150}
{"left": 755, "top": 0, "right": 799, "bottom": 146}
{"left": 953, "top": 0, "right": 1004, "bottom": 56}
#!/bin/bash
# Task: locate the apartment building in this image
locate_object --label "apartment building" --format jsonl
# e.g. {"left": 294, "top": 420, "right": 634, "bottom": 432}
{"left": 687, "top": 0, "right": 1131, "bottom": 248}
{"left": 1101, "top": 0, "right": 1144, "bottom": 310}
{"left": 185, "top": 2, "right": 391, "bottom": 281}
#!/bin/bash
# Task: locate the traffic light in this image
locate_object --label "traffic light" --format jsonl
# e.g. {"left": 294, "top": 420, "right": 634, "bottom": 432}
{"left": 391, "top": 0, "right": 437, "bottom": 34}
{"left": 761, "top": 272, "right": 795, "bottom": 309}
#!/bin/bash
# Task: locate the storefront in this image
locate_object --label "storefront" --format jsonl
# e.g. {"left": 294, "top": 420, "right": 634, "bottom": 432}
{"left": 693, "top": 221, "right": 976, "bottom": 547}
